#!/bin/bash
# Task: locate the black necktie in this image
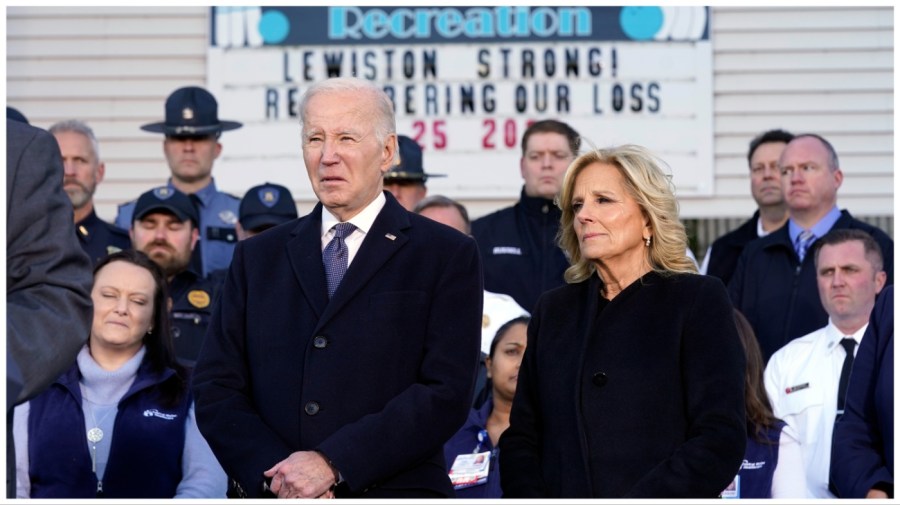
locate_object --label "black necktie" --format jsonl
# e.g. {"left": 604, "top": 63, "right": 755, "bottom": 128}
{"left": 836, "top": 338, "right": 857, "bottom": 416}
{"left": 323, "top": 222, "right": 357, "bottom": 298}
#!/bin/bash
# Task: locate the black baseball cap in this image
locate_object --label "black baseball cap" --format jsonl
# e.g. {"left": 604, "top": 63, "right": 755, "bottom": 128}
{"left": 133, "top": 187, "right": 199, "bottom": 227}
{"left": 239, "top": 182, "right": 298, "bottom": 231}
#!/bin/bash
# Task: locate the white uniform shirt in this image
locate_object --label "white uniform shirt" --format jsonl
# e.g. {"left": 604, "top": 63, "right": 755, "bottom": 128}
{"left": 764, "top": 320, "right": 866, "bottom": 498}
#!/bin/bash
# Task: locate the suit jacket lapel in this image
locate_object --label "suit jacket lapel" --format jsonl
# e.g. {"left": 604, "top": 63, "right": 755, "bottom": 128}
{"left": 287, "top": 204, "right": 328, "bottom": 320}
{"left": 316, "top": 195, "right": 410, "bottom": 330}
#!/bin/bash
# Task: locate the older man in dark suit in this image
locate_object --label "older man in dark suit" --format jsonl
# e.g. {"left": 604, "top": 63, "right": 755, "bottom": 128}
{"left": 192, "top": 77, "right": 483, "bottom": 499}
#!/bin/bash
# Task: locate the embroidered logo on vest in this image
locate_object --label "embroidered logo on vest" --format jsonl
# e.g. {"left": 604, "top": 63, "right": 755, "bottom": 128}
{"left": 492, "top": 246, "right": 522, "bottom": 255}
{"left": 143, "top": 409, "right": 178, "bottom": 420}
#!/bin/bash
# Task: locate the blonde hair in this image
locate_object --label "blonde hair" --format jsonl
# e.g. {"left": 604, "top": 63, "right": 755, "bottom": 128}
{"left": 557, "top": 144, "right": 697, "bottom": 284}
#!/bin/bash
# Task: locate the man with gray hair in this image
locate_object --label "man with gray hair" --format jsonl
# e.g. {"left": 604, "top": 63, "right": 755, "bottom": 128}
{"left": 50, "top": 120, "right": 130, "bottom": 265}
{"left": 193, "top": 77, "right": 483, "bottom": 499}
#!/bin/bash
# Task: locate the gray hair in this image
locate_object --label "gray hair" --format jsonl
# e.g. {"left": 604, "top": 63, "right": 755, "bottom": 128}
{"left": 298, "top": 77, "right": 396, "bottom": 147}
{"left": 49, "top": 119, "right": 101, "bottom": 161}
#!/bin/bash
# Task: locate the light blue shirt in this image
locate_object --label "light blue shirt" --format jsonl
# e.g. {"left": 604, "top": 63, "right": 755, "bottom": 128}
{"left": 787, "top": 205, "right": 841, "bottom": 245}
{"left": 116, "top": 178, "right": 240, "bottom": 277}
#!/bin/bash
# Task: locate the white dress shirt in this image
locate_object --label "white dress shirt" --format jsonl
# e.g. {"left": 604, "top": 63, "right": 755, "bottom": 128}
{"left": 764, "top": 319, "right": 867, "bottom": 498}
{"left": 320, "top": 191, "right": 386, "bottom": 268}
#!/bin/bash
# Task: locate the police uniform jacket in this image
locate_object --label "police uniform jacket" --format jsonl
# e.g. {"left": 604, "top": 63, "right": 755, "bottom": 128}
{"left": 500, "top": 271, "right": 746, "bottom": 498}
{"left": 728, "top": 210, "right": 893, "bottom": 362}
{"left": 169, "top": 268, "right": 222, "bottom": 367}
{"left": 75, "top": 209, "right": 130, "bottom": 266}
{"left": 705, "top": 210, "right": 761, "bottom": 286}
{"left": 471, "top": 188, "right": 568, "bottom": 312}
{"left": 192, "top": 192, "right": 483, "bottom": 498}
{"left": 116, "top": 178, "right": 239, "bottom": 278}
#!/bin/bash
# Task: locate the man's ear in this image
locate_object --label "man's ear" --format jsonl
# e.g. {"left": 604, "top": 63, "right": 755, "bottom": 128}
{"left": 381, "top": 134, "right": 398, "bottom": 174}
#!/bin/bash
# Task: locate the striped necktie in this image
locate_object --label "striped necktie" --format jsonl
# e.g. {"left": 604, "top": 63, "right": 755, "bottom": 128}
{"left": 794, "top": 229, "right": 816, "bottom": 262}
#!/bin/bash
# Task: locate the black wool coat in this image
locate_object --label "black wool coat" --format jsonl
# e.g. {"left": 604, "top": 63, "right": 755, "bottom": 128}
{"left": 500, "top": 271, "right": 746, "bottom": 498}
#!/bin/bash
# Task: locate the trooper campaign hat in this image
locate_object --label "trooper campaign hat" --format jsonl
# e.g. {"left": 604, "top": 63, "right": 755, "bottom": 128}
{"left": 239, "top": 182, "right": 298, "bottom": 231}
{"left": 133, "top": 187, "right": 199, "bottom": 227}
{"left": 384, "top": 135, "right": 445, "bottom": 183}
{"left": 140, "top": 86, "right": 242, "bottom": 136}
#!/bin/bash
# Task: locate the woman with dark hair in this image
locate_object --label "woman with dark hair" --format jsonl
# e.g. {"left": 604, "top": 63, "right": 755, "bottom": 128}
{"left": 500, "top": 145, "right": 746, "bottom": 497}
{"left": 444, "top": 316, "right": 530, "bottom": 498}
{"left": 14, "top": 250, "right": 225, "bottom": 498}
{"left": 724, "top": 309, "right": 806, "bottom": 498}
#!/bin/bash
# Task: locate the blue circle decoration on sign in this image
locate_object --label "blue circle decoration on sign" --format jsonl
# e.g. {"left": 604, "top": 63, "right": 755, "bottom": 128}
{"left": 259, "top": 10, "right": 290, "bottom": 44}
{"left": 620, "top": 7, "right": 664, "bottom": 41}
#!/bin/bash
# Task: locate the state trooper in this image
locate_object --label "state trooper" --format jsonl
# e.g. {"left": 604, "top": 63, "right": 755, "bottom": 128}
{"left": 129, "top": 186, "right": 222, "bottom": 367}
{"left": 383, "top": 135, "right": 445, "bottom": 211}
{"left": 116, "top": 86, "right": 242, "bottom": 278}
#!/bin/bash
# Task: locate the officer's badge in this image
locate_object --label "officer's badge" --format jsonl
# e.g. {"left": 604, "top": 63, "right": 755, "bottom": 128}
{"left": 78, "top": 225, "right": 89, "bottom": 237}
{"left": 482, "top": 314, "right": 490, "bottom": 329}
{"left": 258, "top": 188, "right": 280, "bottom": 208}
{"left": 182, "top": 107, "right": 194, "bottom": 120}
{"left": 219, "top": 210, "right": 238, "bottom": 225}
{"left": 188, "top": 290, "right": 211, "bottom": 309}
{"left": 153, "top": 187, "right": 173, "bottom": 200}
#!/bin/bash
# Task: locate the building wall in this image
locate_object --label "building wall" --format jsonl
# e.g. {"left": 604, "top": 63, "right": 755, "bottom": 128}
{"left": 7, "top": 6, "right": 893, "bottom": 252}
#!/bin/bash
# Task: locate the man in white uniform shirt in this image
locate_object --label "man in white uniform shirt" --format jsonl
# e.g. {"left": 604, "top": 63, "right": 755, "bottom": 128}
{"left": 764, "top": 229, "right": 886, "bottom": 498}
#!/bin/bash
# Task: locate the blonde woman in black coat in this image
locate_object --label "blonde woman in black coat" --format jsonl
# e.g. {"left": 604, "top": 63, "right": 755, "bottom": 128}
{"left": 500, "top": 145, "right": 746, "bottom": 498}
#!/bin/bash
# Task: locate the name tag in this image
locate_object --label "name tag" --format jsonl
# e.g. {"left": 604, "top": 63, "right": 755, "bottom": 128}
{"left": 786, "top": 382, "right": 810, "bottom": 394}
{"left": 492, "top": 246, "right": 522, "bottom": 255}
{"left": 449, "top": 451, "right": 491, "bottom": 490}
{"left": 721, "top": 474, "right": 740, "bottom": 498}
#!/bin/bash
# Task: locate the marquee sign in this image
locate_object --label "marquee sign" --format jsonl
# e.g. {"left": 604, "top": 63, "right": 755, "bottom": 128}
{"left": 208, "top": 6, "right": 713, "bottom": 199}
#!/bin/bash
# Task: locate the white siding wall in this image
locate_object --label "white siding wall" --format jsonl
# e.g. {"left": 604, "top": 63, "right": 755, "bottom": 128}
{"left": 6, "top": 6, "right": 893, "bottom": 222}
{"left": 702, "top": 5, "right": 894, "bottom": 219}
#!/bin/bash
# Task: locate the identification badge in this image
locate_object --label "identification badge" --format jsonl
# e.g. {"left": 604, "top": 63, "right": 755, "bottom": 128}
{"left": 720, "top": 474, "right": 740, "bottom": 498}
{"left": 449, "top": 451, "right": 490, "bottom": 490}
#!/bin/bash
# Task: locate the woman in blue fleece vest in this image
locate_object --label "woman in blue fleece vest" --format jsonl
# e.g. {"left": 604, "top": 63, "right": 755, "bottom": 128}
{"left": 13, "top": 250, "right": 225, "bottom": 498}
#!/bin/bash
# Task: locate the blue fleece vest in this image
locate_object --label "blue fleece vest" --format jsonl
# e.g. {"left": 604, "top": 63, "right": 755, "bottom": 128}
{"left": 736, "top": 422, "right": 784, "bottom": 498}
{"left": 27, "top": 360, "right": 190, "bottom": 498}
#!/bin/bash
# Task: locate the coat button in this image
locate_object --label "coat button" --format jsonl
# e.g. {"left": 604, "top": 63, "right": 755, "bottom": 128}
{"left": 172, "top": 327, "right": 181, "bottom": 339}
{"left": 304, "top": 401, "right": 320, "bottom": 416}
{"left": 592, "top": 371, "right": 608, "bottom": 387}
{"left": 313, "top": 336, "right": 328, "bottom": 349}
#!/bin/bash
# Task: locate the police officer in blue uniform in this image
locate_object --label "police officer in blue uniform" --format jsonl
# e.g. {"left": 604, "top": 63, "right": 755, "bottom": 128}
{"left": 129, "top": 187, "right": 222, "bottom": 367}
{"left": 236, "top": 182, "right": 299, "bottom": 240}
{"left": 116, "top": 86, "right": 242, "bottom": 278}
{"left": 51, "top": 119, "right": 130, "bottom": 265}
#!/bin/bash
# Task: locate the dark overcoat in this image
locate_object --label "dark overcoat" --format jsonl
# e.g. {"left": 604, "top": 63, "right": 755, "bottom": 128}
{"left": 192, "top": 192, "right": 483, "bottom": 498}
{"left": 830, "top": 286, "right": 894, "bottom": 498}
{"left": 500, "top": 271, "right": 746, "bottom": 498}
